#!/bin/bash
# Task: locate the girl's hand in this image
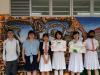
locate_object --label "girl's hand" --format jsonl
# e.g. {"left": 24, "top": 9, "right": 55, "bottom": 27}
{"left": 37, "top": 57, "right": 40, "bottom": 62}
{"left": 95, "top": 48, "right": 98, "bottom": 51}
{"left": 44, "top": 59, "right": 48, "bottom": 64}
{"left": 43, "top": 54, "right": 48, "bottom": 64}
{"left": 49, "top": 45, "right": 51, "bottom": 48}
{"left": 46, "top": 60, "right": 48, "bottom": 64}
{"left": 45, "top": 55, "right": 50, "bottom": 64}
{"left": 37, "top": 51, "right": 40, "bottom": 62}
{"left": 3, "top": 61, "right": 6, "bottom": 66}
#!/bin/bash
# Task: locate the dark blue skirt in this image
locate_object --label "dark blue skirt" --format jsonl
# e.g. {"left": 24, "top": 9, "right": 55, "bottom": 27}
{"left": 24, "top": 55, "right": 39, "bottom": 71}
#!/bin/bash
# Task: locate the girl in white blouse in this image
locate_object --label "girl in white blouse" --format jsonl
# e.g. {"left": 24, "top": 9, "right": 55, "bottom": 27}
{"left": 68, "top": 31, "right": 85, "bottom": 75}
{"left": 52, "top": 31, "right": 66, "bottom": 75}
{"left": 84, "top": 30, "right": 99, "bottom": 75}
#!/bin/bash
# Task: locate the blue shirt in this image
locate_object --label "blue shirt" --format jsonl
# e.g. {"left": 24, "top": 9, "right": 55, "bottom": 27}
{"left": 23, "top": 39, "right": 39, "bottom": 56}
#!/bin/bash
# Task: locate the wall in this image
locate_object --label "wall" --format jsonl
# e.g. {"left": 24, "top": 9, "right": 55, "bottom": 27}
{"left": 0, "top": 0, "right": 10, "bottom": 15}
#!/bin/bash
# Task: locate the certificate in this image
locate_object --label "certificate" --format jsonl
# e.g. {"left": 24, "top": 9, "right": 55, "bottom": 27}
{"left": 69, "top": 41, "right": 86, "bottom": 53}
{"left": 51, "top": 40, "right": 66, "bottom": 51}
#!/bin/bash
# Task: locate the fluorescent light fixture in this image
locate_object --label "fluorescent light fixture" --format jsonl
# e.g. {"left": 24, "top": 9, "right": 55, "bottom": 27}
{"left": 32, "top": 13, "right": 42, "bottom": 15}
{"left": 94, "top": 13, "right": 100, "bottom": 15}
{"left": 77, "top": 13, "right": 100, "bottom": 16}
{"left": 77, "top": 13, "right": 90, "bottom": 16}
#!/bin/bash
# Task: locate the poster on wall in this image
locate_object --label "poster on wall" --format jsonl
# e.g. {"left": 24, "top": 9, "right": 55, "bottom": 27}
{"left": 0, "top": 16, "right": 100, "bottom": 72}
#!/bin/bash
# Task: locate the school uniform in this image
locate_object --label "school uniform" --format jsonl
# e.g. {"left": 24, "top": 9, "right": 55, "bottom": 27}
{"left": 39, "top": 42, "right": 52, "bottom": 72}
{"left": 68, "top": 40, "right": 84, "bottom": 73}
{"left": 23, "top": 39, "right": 39, "bottom": 71}
{"left": 84, "top": 38, "right": 99, "bottom": 70}
{"left": 3, "top": 38, "right": 20, "bottom": 75}
{"left": 52, "top": 40, "right": 66, "bottom": 70}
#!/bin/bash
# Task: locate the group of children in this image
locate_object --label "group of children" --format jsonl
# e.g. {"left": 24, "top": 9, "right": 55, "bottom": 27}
{"left": 3, "top": 29, "right": 99, "bottom": 75}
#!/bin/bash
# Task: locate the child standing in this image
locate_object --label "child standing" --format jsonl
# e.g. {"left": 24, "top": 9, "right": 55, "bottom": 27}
{"left": 84, "top": 30, "right": 99, "bottom": 75}
{"left": 52, "top": 31, "right": 66, "bottom": 75}
{"left": 39, "top": 33, "right": 52, "bottom": 75}
{"left": 68, "top": 31, "right": 85, "bottom": 75}
{"left": 22, "top": 30, "right": 40, "bottom": 75}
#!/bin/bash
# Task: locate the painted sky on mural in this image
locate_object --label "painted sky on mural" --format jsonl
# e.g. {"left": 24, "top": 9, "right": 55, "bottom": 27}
{"left": 76, "top": 17, "right": 100, "bottom": 32}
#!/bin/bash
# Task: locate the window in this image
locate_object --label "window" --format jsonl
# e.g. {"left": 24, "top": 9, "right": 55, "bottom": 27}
{"left": 11, "top": 0, "right": 100, "bottom": 16}
{"left": 73, "top": 0, "right": 90, "bottom": 16}
{"left": 53, "top": 0, "right": 70, "bottom": 15}
{"left": 11, "top": 0, "right": 30, "bottom": 16}
{"left": 31, "top": 0, "right": 49, "bottom": 15}
{"left": 94, "top": 0, "right": 100, "bottom": 16}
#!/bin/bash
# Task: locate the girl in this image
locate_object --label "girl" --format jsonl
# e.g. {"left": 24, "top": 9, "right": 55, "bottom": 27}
{"left": 52, "top": 31, "right": 66, "bottom": 75}
{"left": 39, "top": 33, "right": 52, "bottom": 75}
{"left": 68, "top": 31, "right": 85, "bottom": 75}
{"left": 84, "top": 30, "right": 99, "bottom": 75}
{"left": 22, "top": 30, "right": 40, "bottom": 75}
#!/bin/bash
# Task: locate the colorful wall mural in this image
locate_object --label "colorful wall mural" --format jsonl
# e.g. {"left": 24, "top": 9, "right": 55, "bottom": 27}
{"left": 0, "top": 16, "right": 100, "bottom": 75}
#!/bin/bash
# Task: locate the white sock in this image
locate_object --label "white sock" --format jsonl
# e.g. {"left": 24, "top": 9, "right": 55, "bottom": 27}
{"left": 54, "top": 70, "right": 58, "bottom": 75}
{"left": 60, "top": 70, "right": 63, "bottom": 75}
